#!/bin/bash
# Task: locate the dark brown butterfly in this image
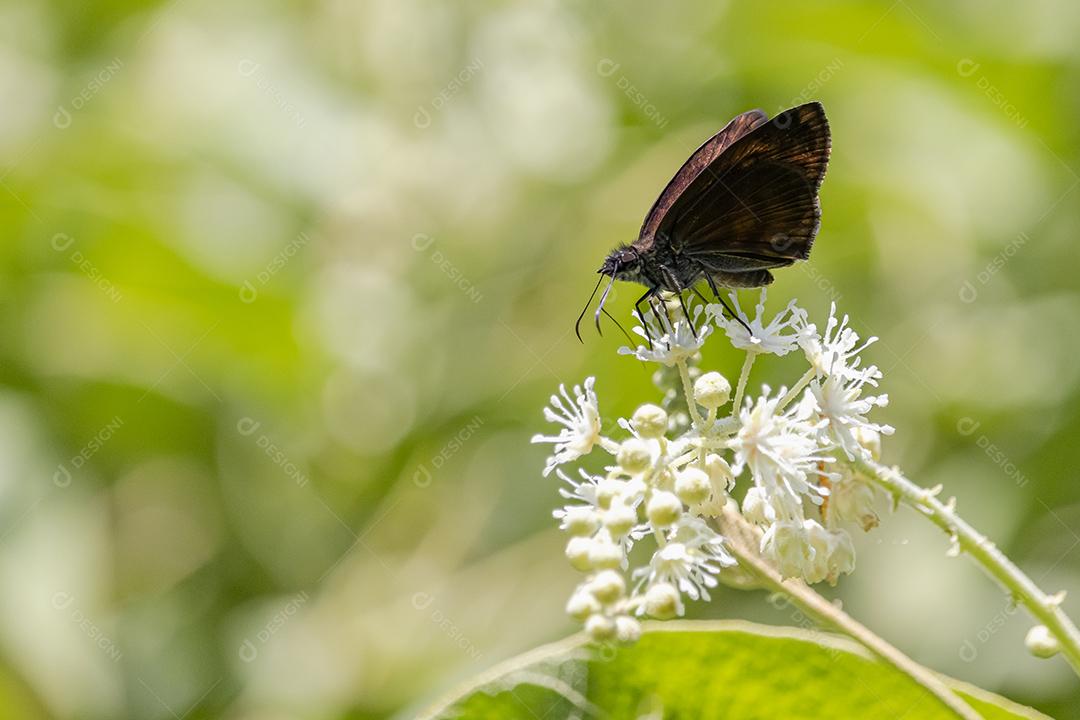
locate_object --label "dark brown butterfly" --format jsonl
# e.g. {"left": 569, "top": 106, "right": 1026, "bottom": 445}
{"left": 577, "top": 102, "right": 831, "bottom": 342}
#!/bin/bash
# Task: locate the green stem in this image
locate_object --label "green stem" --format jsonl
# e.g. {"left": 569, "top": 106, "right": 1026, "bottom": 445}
{"left": 778, "top": 367, "right": 816, "bottom": 412}
{"left": 716, "top": 507, "right": 983, "bottom": 720}
{"left": 854, "top": 455, "right": 1080, "bottom": 677}
{"left": 731, "top": 352, "right": 756, "bottom": 417}
{"left": 676, "top": 360, "right": 704, "bottom": 430}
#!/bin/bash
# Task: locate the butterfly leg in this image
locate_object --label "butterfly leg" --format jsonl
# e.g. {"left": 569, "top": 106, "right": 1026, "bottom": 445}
{"left": 704, "top": 274, "right": 752, "bottom": 334}
{"left": 656, "top": 265, "right": 697, "bottom": 339}
{"left": 634, "top": 287, "right": 658, "bottom": 349}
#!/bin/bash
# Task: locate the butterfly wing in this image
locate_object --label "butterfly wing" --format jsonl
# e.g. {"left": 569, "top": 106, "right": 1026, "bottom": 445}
{"left": 636, "top": 108, "right": 769, "bottom": 251}
{"left": 659, "top": 102, "right": 831, "bottom": 273}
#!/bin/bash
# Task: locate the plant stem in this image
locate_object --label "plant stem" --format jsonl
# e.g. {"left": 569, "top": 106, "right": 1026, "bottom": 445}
{"left": 676, "top": 360, "right": 704, "bottom": 429}
{"left": 716, "top": 506, "right": 983, "bottom": 720}
{"left": 778, "top": 367, "right": 816, "bottom": 412}
{"left": 731, "top": 352, "right": 756, "bottom": 417}
{"left": 854, "top": 455, "right": 1080, "bottom": 677}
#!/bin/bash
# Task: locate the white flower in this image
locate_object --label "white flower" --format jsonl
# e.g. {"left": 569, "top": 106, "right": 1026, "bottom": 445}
{"left": 729, "top": 388, "right": 832, "bottom": 516}
{"left": 825, "top": 469, "right": 880, "bottom": 532}
{"left": 707, "top": 289, "right": 806, "bottom": 356}
{"left": 619, "top": 300, "right": 710, "bottom": 366}
{"left": 633, "top": 516, "right": 735, "bottom": 602}
{"left": 532, "top": 377, "right": 603, "bottom": 476}
{"left": 809, "top": 368, "right": 894, "bottom": 460}
{"left": 643, "top": 582, "right": 682, "bottom": 619}
{"left": 800, "top": 302, "right": 878, "bottom": 382}
{"left": 760, "top": 519, "right": 854, "bottom": 584}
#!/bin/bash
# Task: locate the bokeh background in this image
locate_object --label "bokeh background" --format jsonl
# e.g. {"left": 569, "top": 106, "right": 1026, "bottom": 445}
{"left": 1, "top": 0, "right": 1079, "bottom": 717}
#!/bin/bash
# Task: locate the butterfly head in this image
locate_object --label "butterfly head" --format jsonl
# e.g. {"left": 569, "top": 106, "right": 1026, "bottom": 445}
{"left": 598, "top": 245, "right": 640, "bottom": 279}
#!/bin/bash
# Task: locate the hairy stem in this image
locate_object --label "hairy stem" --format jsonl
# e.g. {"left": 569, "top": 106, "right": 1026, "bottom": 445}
{"left": 716, "top": 507, "right": 983, "bottom": 720}
{"left": 778, "top": 367, "right": 816, "bottom": 412}
{"left": 731, "top": 352, "right": 756, "bottom": 417}
{"left": 676, "top": 360, "right": 704, "bottom": 429}
{"left": 854, "top": 456, "right": 1080, "bottom": 676}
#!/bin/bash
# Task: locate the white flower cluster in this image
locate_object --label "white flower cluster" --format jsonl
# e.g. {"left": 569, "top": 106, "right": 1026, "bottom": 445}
{"left": 534, "top": 290, "right": 894, "bottom": 640}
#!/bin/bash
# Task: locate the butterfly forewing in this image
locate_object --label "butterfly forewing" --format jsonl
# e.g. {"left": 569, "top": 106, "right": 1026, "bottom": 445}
{"left": 654, "top": 102, "right": 831, "bottom": 268}
{"left": 636, "top": 108, "right": 769, "bottom": 250}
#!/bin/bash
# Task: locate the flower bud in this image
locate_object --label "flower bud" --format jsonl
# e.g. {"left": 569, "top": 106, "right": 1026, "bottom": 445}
{"left": 588, "top": 569, "right": 626, "bottom": 603}
{"left": 675, "top": 467, "right": 711, "bottom": 505}
{"left": 566, "top": 590, "right": 601, "bottom": 621}
{"left": 1025, "top": 625, "right": 1060, "bottom": 658}
{"left": 632, "top": 404, "right": 668, "bottom": 439}
{"left": 646, "top": 490, "right": 682, "bottom": 527}
{"left": 565, "top": 536, "right": 594, "bottom": 571}
{"left": 705, "top": 454, "right": 734, "bottom": 492}
{"left": 853, "top": 426, "right": 882, "bottom": 460}
{"left": 603, "top": 502, "right": 637, "bottom": 537}
{"left": 585, "top": 613, "right": 616, "bottom": 640}
{"left": 588, "top": 538, "right": 624, "bottom": 569}
{"left": 644, "top": 582, "right": 681, "bottom": 619}
{"left": 615, "top": 615, "right": 642, "bottom": 643}
{"left": 741, "top": 486, "right": 774, "bottom": 525}
{"left": 617, "top": 438, "right": 652, "bottom": 474}
{"left": 826, "top": 529, "right": 856, "bottom": 585}
{"left": 693, "top": 372, "right": 731, "bottom": 409}
{"left": 829, "top": 476, "right": 879, "bottom": 532}
{"left": 560, "top": 506, "right": 599, "bottom": 536}
{"left": 595, "top": 478, "right": 623, "bottom": 510}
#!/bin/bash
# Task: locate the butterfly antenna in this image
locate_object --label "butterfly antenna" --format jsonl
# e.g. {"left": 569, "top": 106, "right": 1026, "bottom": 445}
{"left": 575, "top": 273, "right": 606, "bottom": 343}
{"left": 593, "top": 266, "right": 619, "bottom": 336}
{"left": 600, "top": 306, "right": 635, "bottom": 346}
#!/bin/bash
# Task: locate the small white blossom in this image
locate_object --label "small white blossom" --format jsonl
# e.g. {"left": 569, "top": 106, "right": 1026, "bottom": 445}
{"left": 585, "top": 614, "right": 616, "bottom": 640}
{"left": 619, "top": 301, "right": 711, "bottom": 366}
{"left": 800, "top": 302, "right": 878, "bottom": 382}
{"left": 729, "top": 387, "right": 832, "bottom": 515}
{"left": 614, "top": 615, "right": 642, "bottom": 643}
{"left": 809, "top": 369, "right": 894, "bottom": 460}
{"left": 693, "top": 371, "right": 732, "bottom": 409}
{"left": 616, "top": 437, "right": 654, "bottom": 473}
{"left": 643, "top": 582, "right": 682, "bottom": 619}
{"left": 761, "top": 519, "right": 855, "bottom": 585}
{"left": 634, "top": 516, "right": 735, "bottom": 603}
{"left": 826, "top": 468, "right": 880, "bottom": 532}
{"left": 532, "top": 377, "right": 603, "bottom": 476}
{"left": 646, "top": 490, "right": 683, "bottom": 527}
{"left": 707, "top": 289, "right": 806, "bottom": 356}
{"left": 1026, "top": 625, "right": 1061, "bottom": 658}
{"left": 631, "top": 404, "right": 669, "bottom": 438}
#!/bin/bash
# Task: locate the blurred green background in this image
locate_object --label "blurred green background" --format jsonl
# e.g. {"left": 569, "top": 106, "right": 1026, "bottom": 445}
{"left": 1, "top": 0, "right": 1079, "bottom": 717}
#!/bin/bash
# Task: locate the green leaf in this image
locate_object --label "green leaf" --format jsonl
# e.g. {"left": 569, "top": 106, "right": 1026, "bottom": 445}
{"left": 418, "top": 621, "right": 1050, "bottom": 720}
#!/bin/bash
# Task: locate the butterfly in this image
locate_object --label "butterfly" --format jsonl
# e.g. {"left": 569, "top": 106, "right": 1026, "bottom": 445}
{"left": 576, "top": 101, "right": 831, "bottom": 343}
